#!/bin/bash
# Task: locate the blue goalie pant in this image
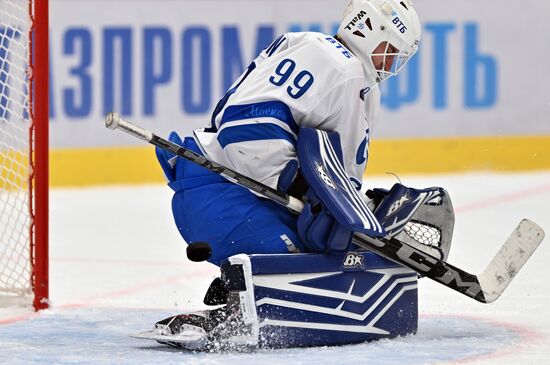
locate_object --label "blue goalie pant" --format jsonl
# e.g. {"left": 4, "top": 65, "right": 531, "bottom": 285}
{"left": 220, "top": 252, "right": 418, "bottom": 348}
{"left": 168, "top": 137, "right": 306, "bottom": 265}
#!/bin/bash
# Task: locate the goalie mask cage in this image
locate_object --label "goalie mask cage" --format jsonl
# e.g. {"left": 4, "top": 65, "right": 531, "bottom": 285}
{"left": 0, "top": 1, "right": 49, "bottom": 310}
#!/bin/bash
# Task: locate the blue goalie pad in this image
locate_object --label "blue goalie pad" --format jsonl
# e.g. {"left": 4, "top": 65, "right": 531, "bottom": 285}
{"left": 297, "top": 127, "right": 385, "bottom": 237}
{"left": 220, "top": 252, "right": 418, "bottom": 348}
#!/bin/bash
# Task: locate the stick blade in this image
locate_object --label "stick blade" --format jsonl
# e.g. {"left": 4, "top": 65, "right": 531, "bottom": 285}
{"left": 479, "top": 219, "right": 545, "bottom": 303}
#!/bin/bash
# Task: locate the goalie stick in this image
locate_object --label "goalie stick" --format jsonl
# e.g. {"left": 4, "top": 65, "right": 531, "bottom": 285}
{"left": 105, "top": 112, "right": 545, "bottom": 304}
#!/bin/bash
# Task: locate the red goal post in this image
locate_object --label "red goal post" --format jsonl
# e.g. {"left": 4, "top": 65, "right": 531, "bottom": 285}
{"left": 0, "top": 0, "right": 49, "bottom": 311}
{"left": 32, "top": 0, "right": 49, "bottom": 311}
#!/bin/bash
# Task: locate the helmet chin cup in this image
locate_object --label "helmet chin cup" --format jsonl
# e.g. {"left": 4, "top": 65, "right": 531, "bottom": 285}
{"left": 337, "top": 0, "right": 422, "bottom": 85}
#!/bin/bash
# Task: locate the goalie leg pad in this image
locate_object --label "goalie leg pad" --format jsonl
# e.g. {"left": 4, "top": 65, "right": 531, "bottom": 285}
{"left": 220, "top": 252, "right": 419, "bottom": 348}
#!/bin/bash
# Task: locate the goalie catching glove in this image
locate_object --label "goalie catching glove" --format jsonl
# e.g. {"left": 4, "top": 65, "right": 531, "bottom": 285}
{"left": 368, "top": 184, "right": 455, "bottom": 261}
{"left": 371, "top": 183, "right": 444, "bottom": 237}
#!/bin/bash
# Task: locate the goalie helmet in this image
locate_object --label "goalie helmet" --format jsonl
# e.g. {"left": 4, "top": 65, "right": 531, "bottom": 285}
{"left": 337, "top": 0, "right": 421, "bottom": 85}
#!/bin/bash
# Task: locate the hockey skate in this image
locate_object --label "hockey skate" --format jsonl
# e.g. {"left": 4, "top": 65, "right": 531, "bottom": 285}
{"left": 132, "top": 277, "right": 256, "bottom": 351}
{"left": 132, "top": 311, "right": 209, "bottom": 349}
{"left": 132, "top": 308, "right": 229, "bottom": 350}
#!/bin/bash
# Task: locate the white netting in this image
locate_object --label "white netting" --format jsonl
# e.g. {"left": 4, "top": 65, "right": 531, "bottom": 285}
{"left": 403, "top": 221, "right": 441, "bottom": 247}
{"left": 0, "top": 0, "right": 32, "bottom": 299}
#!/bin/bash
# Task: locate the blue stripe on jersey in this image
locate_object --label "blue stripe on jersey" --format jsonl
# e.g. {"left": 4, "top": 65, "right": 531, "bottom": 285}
{"left": 265, "top": 35, "right": 285, "bottom": 56}
{"left": 265, "top": 35, "right": 282, "bottom": 53}
{"left": 206, "top": 61, "right": 257, "bottom": 133}
{"left": 217, "top": 123, "right": 296, "bottom": 148}
{"left": 356, "top": 136, "right": 367, "bottom": 165}
{"left": 220, "top": 101, "right": 298, "bottom": 134}
{"left": 267, "top": 36, "right": 286, "bottom": 57}
{"left": 349, "top": 177, "right": 363, "bottom": 190}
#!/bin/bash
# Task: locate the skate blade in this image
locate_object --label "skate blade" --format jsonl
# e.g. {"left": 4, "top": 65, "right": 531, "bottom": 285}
{"left": 131, "top": 329, "right": 207, "bottom": 350}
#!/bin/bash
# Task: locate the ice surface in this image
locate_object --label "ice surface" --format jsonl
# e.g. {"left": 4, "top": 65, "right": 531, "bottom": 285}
{"left": 0, "top": 308, "right": 529, "bottom": 365}
{"left": 1, "top": 172, "right": 549, "bottom": 364}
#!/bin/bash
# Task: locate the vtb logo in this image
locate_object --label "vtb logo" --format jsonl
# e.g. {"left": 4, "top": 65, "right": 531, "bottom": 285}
{"left": 343, "top": 253, "right": 364, "bottom": 268}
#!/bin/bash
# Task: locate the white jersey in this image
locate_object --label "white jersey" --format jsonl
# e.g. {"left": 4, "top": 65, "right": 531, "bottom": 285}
{"left": 194, "top": 32, "right": 380, "bottom": 191}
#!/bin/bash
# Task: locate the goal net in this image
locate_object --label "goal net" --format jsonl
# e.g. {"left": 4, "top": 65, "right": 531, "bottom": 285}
{"left": 0, "top": 0, "right": 48, "bottom": 310}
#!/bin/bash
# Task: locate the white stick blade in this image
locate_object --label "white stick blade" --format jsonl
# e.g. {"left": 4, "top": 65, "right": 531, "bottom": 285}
{"left": 479, "top": 219, "right": 545, "bottom": 303}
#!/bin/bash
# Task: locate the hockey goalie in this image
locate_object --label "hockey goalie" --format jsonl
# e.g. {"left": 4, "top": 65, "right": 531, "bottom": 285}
{"left": 125, "top": 0, "right": 543, "bottom": 351}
